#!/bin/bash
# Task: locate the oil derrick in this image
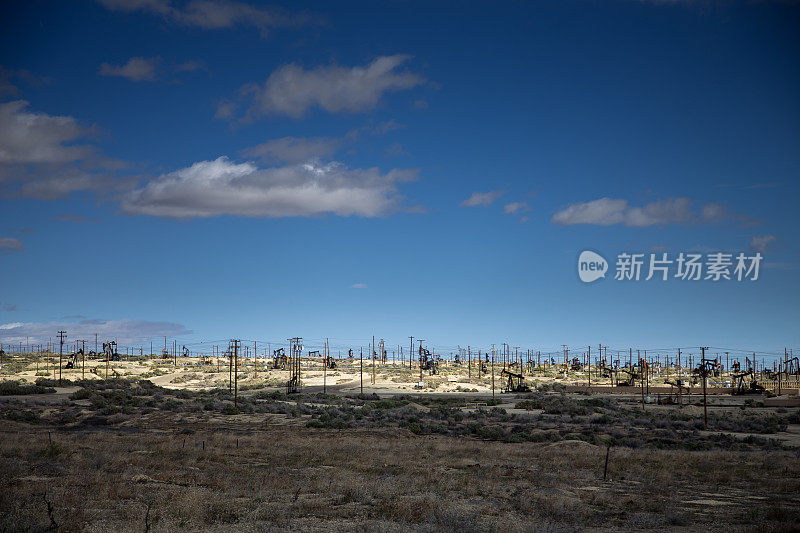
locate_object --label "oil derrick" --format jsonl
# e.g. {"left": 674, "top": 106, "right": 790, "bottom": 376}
{"left": 65, "top": 346, "right": 83, "bottom": 369}
{"left": 500, "top": 368, "right": 530, "bottom": 393}
{"left": 731, "top": 370, "right": 764, "bottom": 395}
{"left": 272, "top": 347, "right": 287, "bottom": 369}
{"left": 419, "top": 345, "right": 438, "bottom": 375}
{"left": 103, "top": 341, "right": 119, "bottom": 361}
{"left": 287, "top": 337, "right": 302, "bottom": 394}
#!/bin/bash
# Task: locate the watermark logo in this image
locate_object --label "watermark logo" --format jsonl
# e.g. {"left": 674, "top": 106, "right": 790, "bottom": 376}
{"left": 577, "top": 251, "right": 763, "bottom": 283}
{"left": 578, "top": 250, "right": 608, "bottom": 283}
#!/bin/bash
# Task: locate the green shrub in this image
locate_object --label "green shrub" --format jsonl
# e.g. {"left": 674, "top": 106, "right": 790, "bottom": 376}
{"left": 0, "top": 380, "right": 55, "bottom": 395}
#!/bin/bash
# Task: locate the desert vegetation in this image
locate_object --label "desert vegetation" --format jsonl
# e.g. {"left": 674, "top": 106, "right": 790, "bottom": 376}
{"left": 1, "top": 376, "right": 799, "bottom": 531}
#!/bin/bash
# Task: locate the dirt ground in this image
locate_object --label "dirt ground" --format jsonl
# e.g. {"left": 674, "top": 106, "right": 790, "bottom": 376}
{"left": 1, "top": 355, "right": 799, "bottom": 531}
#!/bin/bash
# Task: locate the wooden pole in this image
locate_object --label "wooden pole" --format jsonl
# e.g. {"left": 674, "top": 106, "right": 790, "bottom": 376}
{"left": 491, "top": 345, "right": 495, "bottom": 400}
{"left": 234, "top": 340, "right": 238, "bottom": 408}
{"left": 702, "top": 347, "right": 708, "bottom": 428}
{"left": 58, "top": 330, "right": 65, "bottom": 386}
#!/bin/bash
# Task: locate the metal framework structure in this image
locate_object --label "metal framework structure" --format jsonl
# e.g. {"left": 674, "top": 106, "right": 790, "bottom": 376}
{"left": 287, "top": 337, "right": 302, "bottom": 394}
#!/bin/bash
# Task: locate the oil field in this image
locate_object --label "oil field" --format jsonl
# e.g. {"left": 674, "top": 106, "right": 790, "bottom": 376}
{"left": 2, "top": 0, "right": 800, "bottom": 531}
{"left": 1, "top": 339, "right": 799, "bottom": 531}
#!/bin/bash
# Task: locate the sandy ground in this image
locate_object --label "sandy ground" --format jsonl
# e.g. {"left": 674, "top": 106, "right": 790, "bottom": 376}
{"left": 10, "top": 353, "right": 791, "bottom": 397}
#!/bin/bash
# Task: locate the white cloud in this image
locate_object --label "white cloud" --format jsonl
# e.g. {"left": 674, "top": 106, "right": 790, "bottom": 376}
{"left": 0, "top": 101, "right": 128, "bottom": 199}
{"left": 460, "top": 190, "right": 505, "bottom": 207}
{"left": 121, "top": 156, "right": 417, "bottom": 218}
{"left": 750, "top": 235, "right": 776, "bottom": 253}
{"left": 551, "top": 197, "right": 724, "bottom": 227}
{"left": 99, "top": 57, "right": 159, "bottom": 82}
{"left": 0, "top": 238, "right": 24, "bottom": 252}
{"left": 231, "top": 55, "right": 424, "bottom": 120}
{"left": 243, "top": 136, "right": 342, "bottom": 164}
{"left": 504, "top": 201, "right": 529, "bottom": 215}
{"left": 349, "top": 283, "right": 368, "bottom": 289}
{"left": 0, "top": 101, "right": 95, "bottom": 165}
{"left": 96, "top": 0, "right": 316, "bottom": 36}
{"left": 0, "top": 318, "right": 190, "bottom": 345}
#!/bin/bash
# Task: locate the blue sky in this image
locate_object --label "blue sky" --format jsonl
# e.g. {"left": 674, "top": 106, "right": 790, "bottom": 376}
{"left": 0, "top": 0, "right": 798, "bottom": 361}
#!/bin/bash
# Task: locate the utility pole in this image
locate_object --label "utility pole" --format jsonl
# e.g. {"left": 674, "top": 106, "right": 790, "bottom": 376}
{"left": 701, "top": 346, "right": 709, "bottom": 428}
{"left": 360, "top": 347, "right": 363, "bottom": 394}
{"left": 409, "top": 336, "right": 414, "bottom": 370}
{"left": 58, "top": 330, "right": 66, "bottom": 386}
{"left": 105, "top": 341, "right": 111, "bottom": 380}
{"left": 491, "top": 344, "right": 495, "bottom": 400}
{"left": 233, "top": 340, "right": 240, "bottom": 409}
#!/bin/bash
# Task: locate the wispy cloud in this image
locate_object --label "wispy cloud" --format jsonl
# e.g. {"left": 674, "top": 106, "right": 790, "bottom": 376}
{"left": 384, "top": 142, "right": 409, "bottom": 158}
{"left": 243, "top": 137, "right": 343, "bottom": 164}
{"left": 504, "top": 201, "right": 529, "bottom": 215}
{"left": 242, "top": 120, "right": 405, "bottom": 164}
{"left": 460, "top": 190, "right": 505, "bottom": 207}
{"left": 174, "top": 60, "right": 207, "bottom": 73}
{"left": 99, "top": 57, "right": 159, "bottom": 82}
{"left": 750, "top": 234, "right": 777, "bottom": 253}
{"left": 551, "top": 197, "right": 736, "bottom": 227}
{"left": 99, "top": 57, "right": 210, "bottom": 82}
{"left": 55, "top": 213, "right": 97, "bottom": 223}
{"left": 0, "top": 238, "right": 24, "bottom": 252}
{"left": 96, "top": 0, "right": 319, "bottom": 37}
{"left": 0, "top": 317, "right": 191, "bottom": 345}
{"left": 221, "top": 55, "right": 424, "bottom": 121}
{"left": 349, "top": 283, "right": 368, "bottom": 289}
{"left": 0, "top": 65, "right": 50, "bottom": 96}
{"left": 121, "top": 156, "right": 418, "bottom": 218}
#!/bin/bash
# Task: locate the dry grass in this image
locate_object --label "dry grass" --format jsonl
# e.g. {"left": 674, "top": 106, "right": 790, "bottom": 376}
{"left": 2, "top": 407, "right": 800, "bottom": 531}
